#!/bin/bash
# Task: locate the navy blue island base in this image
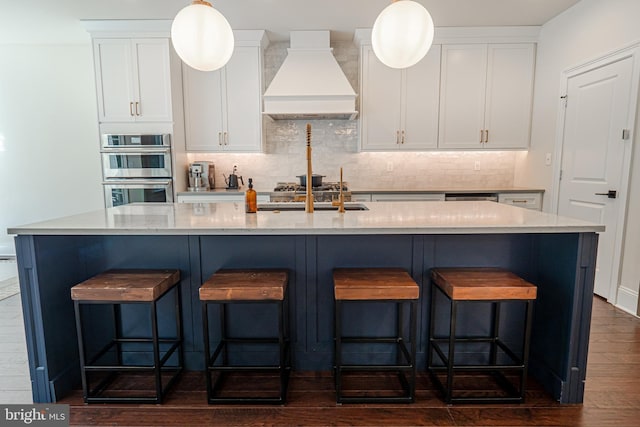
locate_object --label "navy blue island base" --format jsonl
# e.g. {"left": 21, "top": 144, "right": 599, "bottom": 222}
{"left": 14, "top": 231, "right": 597, "bottom": 404}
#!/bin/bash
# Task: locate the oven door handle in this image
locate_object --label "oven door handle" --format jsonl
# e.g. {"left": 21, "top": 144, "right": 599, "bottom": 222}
{"left": 100, "top": 147, "right": 171, "bottom": 154}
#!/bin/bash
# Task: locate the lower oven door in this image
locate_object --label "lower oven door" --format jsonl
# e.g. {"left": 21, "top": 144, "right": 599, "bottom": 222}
{"left": 103, "top": 179, "right": 173, "bottom": 208}
{"left": 101, "top": 148, "right": 172, "bottom": 178}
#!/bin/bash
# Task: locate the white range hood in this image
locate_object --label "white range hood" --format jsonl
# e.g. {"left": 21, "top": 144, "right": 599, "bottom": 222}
{"left": 263, "top": 31, "right": 358, "bottom": 120}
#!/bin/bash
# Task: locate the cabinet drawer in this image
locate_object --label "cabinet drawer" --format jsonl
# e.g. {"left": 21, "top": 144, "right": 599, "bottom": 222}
{"left": 498, "top": 192, "right": 542, "bottom": 210}
{"left": 371, "top": 193, "right": 445, "bottom": 202}
{"left": 178, "top": 194, "right": 269, "bottom": 203}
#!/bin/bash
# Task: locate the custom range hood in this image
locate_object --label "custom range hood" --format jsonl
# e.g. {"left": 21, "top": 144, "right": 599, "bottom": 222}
{"left": 263, "top": 31, "right": 357, "bottom": 120}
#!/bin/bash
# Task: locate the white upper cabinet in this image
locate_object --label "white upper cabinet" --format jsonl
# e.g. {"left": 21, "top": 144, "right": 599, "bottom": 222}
{"left": 183, "top": 43, "right": 265, "bottom": 152}
{"left": 438, "top": 43, "right": 535, "bottom": 149}
{"left": 93, "top": 38, "right": 172, "bottom": 123}
{"left": 360, "top": 44, "right": 441, "bottom": 151}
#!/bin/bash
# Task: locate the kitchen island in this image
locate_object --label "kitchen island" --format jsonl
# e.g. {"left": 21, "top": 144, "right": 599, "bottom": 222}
{"left": 9, "top": 201, "right": 602, "bottom": 404}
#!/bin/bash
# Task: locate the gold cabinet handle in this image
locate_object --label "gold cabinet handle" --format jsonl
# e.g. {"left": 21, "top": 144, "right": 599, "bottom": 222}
{"left": 480, "top": 129, "right": 484, "bottom": 144}
{"left": 135, "top": 102, "right": 140, "bottom": 116}
{"left": 401, "top": 130, "right": 405, "bottom": 144}
{"left": 129, "top": 102, "right": 134, "bottom": 117}
{"left": 224, "top": 131, "right": 228, "bottom": 145}
{"left": 396, "top": 130, "right": 400, "bottom": 144}
{"left": 218, "top": 132, "right": 223, "bottom": 145}
{"left": 485, "top": 129, "right": 489, "bottom": 143}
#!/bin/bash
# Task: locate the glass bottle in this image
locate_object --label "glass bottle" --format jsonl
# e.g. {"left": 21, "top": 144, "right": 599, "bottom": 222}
{"left": 245, "top": 178, "right": 257, "bottom": 213}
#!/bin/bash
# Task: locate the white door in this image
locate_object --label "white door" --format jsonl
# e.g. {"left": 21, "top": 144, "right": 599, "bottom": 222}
{"left": 557, "top": 56, "right": 634, "bottom": 298}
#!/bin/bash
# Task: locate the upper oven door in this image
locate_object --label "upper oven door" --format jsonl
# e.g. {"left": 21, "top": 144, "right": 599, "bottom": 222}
{"left": 102, "top": 134, "right": 170, "bottom": 149}
{"left": 101, "top": 148, "right": 172, "bottom": 178}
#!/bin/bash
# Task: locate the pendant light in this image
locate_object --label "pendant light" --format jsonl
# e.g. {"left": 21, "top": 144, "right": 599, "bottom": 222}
{"left": 371, "top": 0, "right": 435, "bottom": 69}
{"left": 171, "top": 0, "right": 235, "bottom": 72}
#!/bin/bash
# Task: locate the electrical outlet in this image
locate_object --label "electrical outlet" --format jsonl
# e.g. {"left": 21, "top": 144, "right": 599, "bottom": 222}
{"left": 545, "top": 153, "right": 552, "bottom": 166}
{"left": 474, "top": 161, "right": 480, "bottom": 171}
{"left": 387, "top": 162, "right": 393, "bottom": 172}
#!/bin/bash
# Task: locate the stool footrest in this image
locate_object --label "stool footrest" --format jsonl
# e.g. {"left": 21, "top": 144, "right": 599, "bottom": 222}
{"left": 338, "top": 364, "right": 414, "bottom": 371}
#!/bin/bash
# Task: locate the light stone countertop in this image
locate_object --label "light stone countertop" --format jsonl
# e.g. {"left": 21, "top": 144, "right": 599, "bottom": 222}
{"left": 8, "top": 201, "right": 603, "bottom": 236}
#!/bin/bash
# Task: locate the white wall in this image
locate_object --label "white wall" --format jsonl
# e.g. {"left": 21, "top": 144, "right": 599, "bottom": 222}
{"left": 0, "top": 44, "right": 103, "bottom": 254}
{"left": 515, "top": 0, "right": 640, "bottom": 313}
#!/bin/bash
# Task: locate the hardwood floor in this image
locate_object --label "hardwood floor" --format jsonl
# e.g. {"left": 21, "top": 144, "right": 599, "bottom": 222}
{"left": 54, "top": 296, "right": 640, "bottom": 426}
{"left": 2, "top": 285, "right": 639, "bottom": 425}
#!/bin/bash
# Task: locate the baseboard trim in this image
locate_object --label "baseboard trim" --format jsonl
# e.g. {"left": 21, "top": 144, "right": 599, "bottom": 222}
{"left": 615, "top": 286, "right": 639, "bottom": 317}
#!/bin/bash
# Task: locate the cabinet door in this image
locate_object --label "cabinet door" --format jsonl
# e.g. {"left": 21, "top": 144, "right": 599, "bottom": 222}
{"left": 360, "top": 45, "right": 403, "bottom": 151}
{"left": 183, "top": 64, "right": 225, "bottom": 151}
{"left": 484, "top": 44, "right": 535, "bottom": 149}
{"left": 93, "top": 39, "right": 135, "bottom": 122}
{"left": 132, "top": 39, "right": 173, "bottom": 122}
{"left": 224, "top": 47, "right": 263, "bottom": 152}
{"left": 403, "top": 45, "right": 441, "bottom": 149}
{"left": 438, "top": 44, "right": 488, "bottom": 149}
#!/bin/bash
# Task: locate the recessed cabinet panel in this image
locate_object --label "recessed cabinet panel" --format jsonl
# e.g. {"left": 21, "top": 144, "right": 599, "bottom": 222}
{"left": 93, "top": 38, "right": 172, "bottom": 123}
{"left": 484, "top": 44, "right": 535, "bottom": 149}
{"left": 183, "top": 46, "right": 264, "bottom": 152}
{"left": 182, "top": 66, "right": 225, "bottom": 151}
{"left": 404, "top": 44, "right": 441, "bottom": 149}
{"left": 438, "top": 43, "right": 535, "bottom": 150}
{"left": 94, "top": 39, "right": 135, "bottom": 122}
{"left": 133, "top": 40, "right": 173, "bottom": 122}
{"left": 360, "top": 46, "right": 402, "bottom": 150}
{"left": 438, "top": 44, "right": 488, "bottom": 149}
{"left": 360, "top": 45, "right": 440, "bottom": 151}
{"left": 224, "top": 47, "right": 263, "bottom": 152}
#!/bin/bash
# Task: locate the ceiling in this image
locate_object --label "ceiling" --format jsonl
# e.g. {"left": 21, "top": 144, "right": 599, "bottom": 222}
{"left": 1, "top": 0, "right": 581, "bottom": 44}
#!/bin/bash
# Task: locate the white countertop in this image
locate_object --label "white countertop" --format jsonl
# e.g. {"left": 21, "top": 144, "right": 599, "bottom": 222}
{"left": 8, "top": 201, "right": 603, "bottom": 236}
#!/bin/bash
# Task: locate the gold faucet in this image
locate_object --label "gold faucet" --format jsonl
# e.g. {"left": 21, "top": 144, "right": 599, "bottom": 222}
{"left": 305, "top": 123, "right": 314, "bottom": 213}
{"left": 332, "top": 167, "right": 346, "bottom": 213}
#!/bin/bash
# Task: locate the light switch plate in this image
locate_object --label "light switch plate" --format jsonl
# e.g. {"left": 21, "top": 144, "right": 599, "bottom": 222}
{"left": 545, "top": 153, "right": 552, "bottom": 166}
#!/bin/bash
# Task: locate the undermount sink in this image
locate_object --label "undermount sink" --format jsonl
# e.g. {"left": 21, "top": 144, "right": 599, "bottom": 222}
{"left": 258, "top": 202, "right": 369, "bottom": 212}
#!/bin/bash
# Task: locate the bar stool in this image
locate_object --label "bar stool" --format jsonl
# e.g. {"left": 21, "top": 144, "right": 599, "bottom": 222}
{"left": 200, "top": 269, "right": 291, "bottom": 404}
{"left": 71, "top": 269, "right": 183, "bottom": 404}
{"left": 427, "top": 267, "right": 537, "bottom": 404}
{"left": 333, "top": 268, "right": 419, "bottom": 403}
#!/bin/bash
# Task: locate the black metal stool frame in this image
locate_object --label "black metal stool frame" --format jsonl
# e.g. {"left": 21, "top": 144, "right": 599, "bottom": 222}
{"left": 202, "top": 290, "right": 291, "bottom": 405}
{"left": 427, "top": 283, "right": 535, "bottom": 404}
{"left": 335, "top": 299, "right": 418, "bottom": 404}
{"left": 74, "top": 282, "right": 183, "bottom": 404}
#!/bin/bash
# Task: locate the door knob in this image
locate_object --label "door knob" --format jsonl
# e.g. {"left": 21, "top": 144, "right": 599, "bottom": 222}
{"left": 595, "top": 190, "right": 617, "bottom": 199}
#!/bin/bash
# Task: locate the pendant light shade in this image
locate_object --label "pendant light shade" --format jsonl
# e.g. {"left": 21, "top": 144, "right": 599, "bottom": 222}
{"left": 371, "top": 0, "right": 435, "bottom": 69}
{"left": 171, "top": 1, "right": 234, "bottom": 72}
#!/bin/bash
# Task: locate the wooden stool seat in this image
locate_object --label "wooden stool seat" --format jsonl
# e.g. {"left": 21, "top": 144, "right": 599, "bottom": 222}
{"left": 71, "top": 268, "right": 183, "bottom": 404}
{"left": 71, "top": 269, "right": 180, "bottom": 302}
{"left": 428, "top": 267, "right": 537, "bottom": 404}
{"left": 333, "top": 268, "right": 419, "bottom": 404}
{"left": 333, "top": 268, "right": 419, "bottom": 300}
{"left": 199, "top": 269, "right": 287, "bottom": 301}
{"left": 200, "top": 269, "right": 291, "bottom": 404}
{"left": 431, "top": 268, "right": 537, "bottom": 301}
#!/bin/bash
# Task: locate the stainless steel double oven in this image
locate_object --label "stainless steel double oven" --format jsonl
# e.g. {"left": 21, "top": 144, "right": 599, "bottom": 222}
{"left": 101, "top": 134, "right": 174, "bottom": 207}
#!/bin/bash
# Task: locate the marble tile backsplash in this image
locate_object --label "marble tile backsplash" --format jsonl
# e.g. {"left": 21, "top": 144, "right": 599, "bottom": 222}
{"left": 186, "top": 41, "right": 516, "bottom": 191}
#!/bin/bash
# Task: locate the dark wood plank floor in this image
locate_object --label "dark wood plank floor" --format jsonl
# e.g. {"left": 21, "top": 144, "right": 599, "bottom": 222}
{"left": 59, "top": 296, "right": 640, "bottom": 426}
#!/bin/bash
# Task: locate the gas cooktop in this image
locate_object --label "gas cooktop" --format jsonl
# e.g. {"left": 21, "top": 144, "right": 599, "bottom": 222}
{"left": 271, "top": 182, "right": 351, "bottom": 202}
